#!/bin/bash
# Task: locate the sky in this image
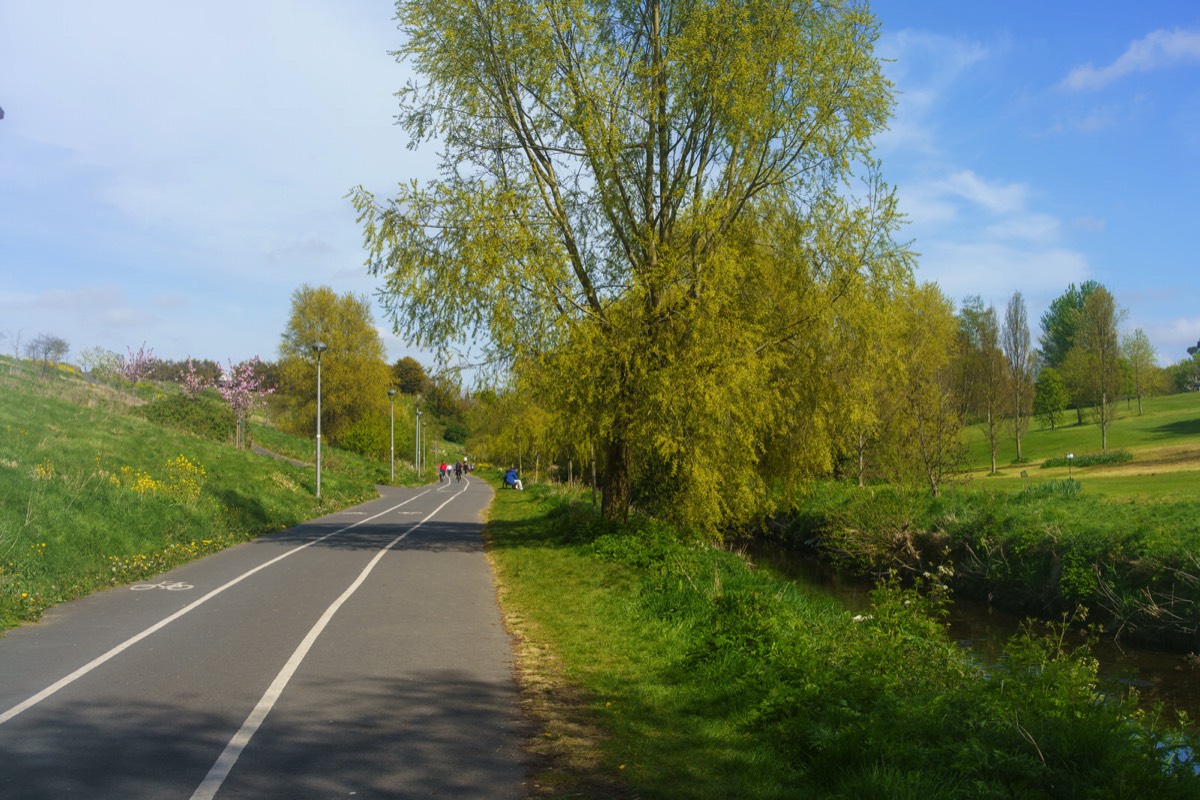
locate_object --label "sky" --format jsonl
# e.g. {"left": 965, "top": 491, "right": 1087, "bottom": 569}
{"left": 2, "top": 1, "right": 1198, "bottom": 372}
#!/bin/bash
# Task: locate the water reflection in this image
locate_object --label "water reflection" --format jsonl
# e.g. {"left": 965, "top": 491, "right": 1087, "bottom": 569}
{"left": 748, "top": 543, "right": 1200, "bottom": 725}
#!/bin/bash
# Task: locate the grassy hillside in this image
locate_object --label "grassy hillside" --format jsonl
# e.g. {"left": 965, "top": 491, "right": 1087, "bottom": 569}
{"left": 964, "top": 391, "right": 1200, "bottom": 499}
{"left": 0, "top": 357, "right": 390, "bottom": 629}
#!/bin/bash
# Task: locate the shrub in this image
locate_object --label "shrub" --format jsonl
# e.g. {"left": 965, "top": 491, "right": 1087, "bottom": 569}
{"left": 589, "top": 518, "right": 695, "bottom": 575}
{"left": 340, "top": 415, "right": 389, "bottom": 460}
{"left": 443, "top": 420, "right": 469, "bottom": 444}
{"left": 137, "top": 393, "right": 235, "bottom": 442}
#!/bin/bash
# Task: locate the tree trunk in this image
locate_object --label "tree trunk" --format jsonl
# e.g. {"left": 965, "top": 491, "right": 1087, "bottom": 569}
{"left": 856, "top": 432, "right": 866, "bottom": 488}
{"left": 988, "top": 409, "right": 997, "bottom": 475}
{"left": 601, "top": 437, "right": 631, "bottom": 522}
{"left": 1101, "top": 392, "right": 1108, "bottom": 450}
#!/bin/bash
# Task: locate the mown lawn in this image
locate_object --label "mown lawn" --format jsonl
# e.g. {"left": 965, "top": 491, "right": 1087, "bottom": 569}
{"left": 963, "top": 391, "right": 1200, "bottom": 497}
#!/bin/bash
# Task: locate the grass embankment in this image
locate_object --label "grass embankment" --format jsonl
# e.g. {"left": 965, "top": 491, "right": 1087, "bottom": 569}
{"left": 0, "top": 360, "right": 386, "bottom": 629}
{"left": 486, "top": 483, "right": 1200, "bottom": 799}
{"left": 794, "top": 392, "right": 1200, "bottom": 650}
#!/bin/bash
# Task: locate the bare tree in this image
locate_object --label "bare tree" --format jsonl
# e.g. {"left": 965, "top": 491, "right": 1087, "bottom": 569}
{"left": 6, "top": 329, "right": 22, "bottom": 360}
{"left": 25, "top": 333, "right": 69, "bottom": 374}
{"left": 1001, "top": 292, "right": 1035, "bottom": 462}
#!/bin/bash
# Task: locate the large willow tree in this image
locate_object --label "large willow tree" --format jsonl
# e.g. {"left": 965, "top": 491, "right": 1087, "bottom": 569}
{"left": 353, "top": 0, "right": 909, "bottom": 528}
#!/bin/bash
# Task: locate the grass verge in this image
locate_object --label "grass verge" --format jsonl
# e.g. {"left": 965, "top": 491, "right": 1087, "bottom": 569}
{"left": 485, "top": 480, "right": 1200, "bottom": 799}
{"left": 0, "top": 363, "right": 383, "bottom": 629}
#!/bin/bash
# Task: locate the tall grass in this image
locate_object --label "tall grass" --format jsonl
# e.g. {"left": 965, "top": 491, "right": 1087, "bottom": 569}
{"left": 486, "top": 482, "right": 1200, "bottom": 799}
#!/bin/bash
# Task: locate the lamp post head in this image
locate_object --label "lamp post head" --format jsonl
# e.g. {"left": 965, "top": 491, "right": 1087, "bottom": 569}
{"left": 388, "top": 389, "right": 397, "bottom": 399}
{"left": 312, "top": 341, "right": 327, "bottom": 357}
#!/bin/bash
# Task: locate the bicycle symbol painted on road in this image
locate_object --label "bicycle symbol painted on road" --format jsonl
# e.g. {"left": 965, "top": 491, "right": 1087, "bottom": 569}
{"left": 131, "top": 580, "right": 194, "bottom": 591}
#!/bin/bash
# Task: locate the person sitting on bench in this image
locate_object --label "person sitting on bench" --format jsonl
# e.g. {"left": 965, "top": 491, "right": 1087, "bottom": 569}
{"left": 503, "top": 467, "right": 523, "bottom": 490}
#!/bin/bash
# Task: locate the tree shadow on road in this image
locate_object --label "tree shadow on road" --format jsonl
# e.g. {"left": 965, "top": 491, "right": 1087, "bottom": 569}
{"left": 0, "top": 672, "right": 530, "bottom": 799}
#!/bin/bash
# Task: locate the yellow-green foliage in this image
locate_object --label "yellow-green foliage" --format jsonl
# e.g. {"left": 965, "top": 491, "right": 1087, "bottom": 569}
{"left": 274, "top": 284, "right": 394, "bottom": 446}
{"left": 355, "top": 0, "right": 911, "bottom": 529}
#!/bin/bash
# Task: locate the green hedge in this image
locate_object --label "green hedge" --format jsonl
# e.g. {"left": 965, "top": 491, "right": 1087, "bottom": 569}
{"left": 1042, "top": 450, "right": 1134, "bottom": 469}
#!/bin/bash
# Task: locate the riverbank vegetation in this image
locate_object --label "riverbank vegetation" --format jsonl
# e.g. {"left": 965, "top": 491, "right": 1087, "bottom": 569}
{"left": 787, "top": 479, "right": 1200, "bottom": 650}
{"left": 788, "top": 390, "right": 1200, "bottom": 650}
{"left": 487, "top": 481, "right": 1200, "bottom": 799}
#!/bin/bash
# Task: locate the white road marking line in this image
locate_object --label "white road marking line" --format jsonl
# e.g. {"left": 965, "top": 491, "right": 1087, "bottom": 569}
{"left": 190, "top": 481, "right": 469, "bottom": 800}
{"left": 0, "top": 488, "right": 436, "bottom": 727}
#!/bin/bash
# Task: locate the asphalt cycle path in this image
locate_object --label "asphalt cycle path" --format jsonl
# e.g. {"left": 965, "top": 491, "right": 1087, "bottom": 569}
{"left": 0, "top": 476, "right": 529, "bottom": 799}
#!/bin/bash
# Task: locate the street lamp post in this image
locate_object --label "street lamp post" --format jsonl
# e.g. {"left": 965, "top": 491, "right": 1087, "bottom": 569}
{"left": 312, "top": 342, "right": 327, "bottom": 498}
{"left": 415, "top": 409, "right": 423, "bottom": 476}
{"left": 388, "top": 389, "right": 397, "bottom": 484}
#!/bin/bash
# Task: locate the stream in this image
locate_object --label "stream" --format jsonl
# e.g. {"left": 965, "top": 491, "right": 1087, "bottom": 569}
{"left": 752, "top": 544, "right": 1200, "bottom": 725}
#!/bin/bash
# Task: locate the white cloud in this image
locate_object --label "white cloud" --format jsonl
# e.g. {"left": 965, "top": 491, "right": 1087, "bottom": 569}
{"left": 874, "top": 30, "right": 992, "bottom": 156}
{"left": 915, "top": 241, "right": 1090, "bottom": 309}
{"left": 1, "top": 0, "right": 420, "bottom": 279}
{"left": 1148, "top": 316, "right": 1200, "bottom": 353}
{"left": 1061, "top": 28, "right": 1200, "bottom": 91}
{"left": 936, "top": 170, "right": 1028, "bottom": 215}
{"left": 984, "top": 213, "right": 1061, "bottom": 243}
{"left": 898, "top": 170, "right": 1036, "bottom": 229}
{"left": 1050, "top": 104, "right": 1122, "bottom": 133}
{"left": 0, "top": 286, "right": 124, "bottom": 313}
{"left": 896, "top": 183, "right": 960, "bottom": 226}
{"left": 1071, "top": 216, "right": 1106, "bottom": 233}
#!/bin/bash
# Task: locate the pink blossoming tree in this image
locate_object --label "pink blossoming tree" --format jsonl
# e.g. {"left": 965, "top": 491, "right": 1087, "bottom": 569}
{"left": 217, "top": 356, "right": 275, "bottom": 449}
{"left": 119, "top": 342, "right": 155, "bottom": 385}
{"left": 180, "top": 357, "right": 209, "bottom": 399}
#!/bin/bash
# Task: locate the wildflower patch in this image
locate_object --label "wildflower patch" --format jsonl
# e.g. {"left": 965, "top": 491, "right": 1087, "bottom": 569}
{"left": 101, "top": 454, "right": 207, "bottom": 503}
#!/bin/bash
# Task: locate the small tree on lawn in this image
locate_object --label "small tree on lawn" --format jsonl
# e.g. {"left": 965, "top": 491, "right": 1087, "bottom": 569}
{"left": 1033, "top": 367, "right": 1069, "bottom": 430}
{"left": 217, "top": 356, "right": 275, "bottom": 449}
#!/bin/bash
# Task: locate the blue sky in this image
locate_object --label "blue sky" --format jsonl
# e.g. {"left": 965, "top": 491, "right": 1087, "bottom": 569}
{"left": 2, "top": 1, "right": 1198, "bottom": 370}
